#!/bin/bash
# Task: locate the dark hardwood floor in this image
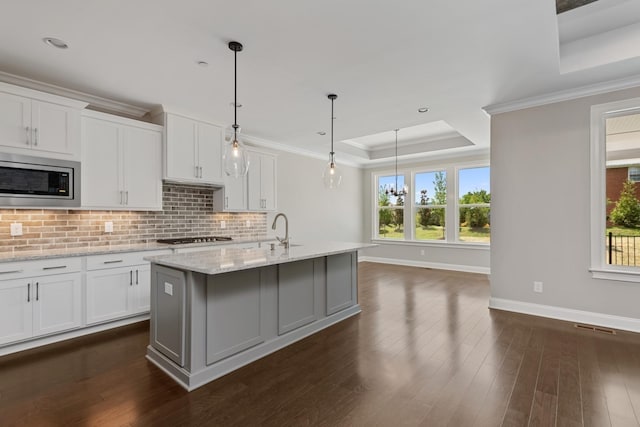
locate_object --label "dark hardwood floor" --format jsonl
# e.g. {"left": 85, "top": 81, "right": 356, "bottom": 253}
{"left": 1, "top": 262, "right": 640, "bottom": 426}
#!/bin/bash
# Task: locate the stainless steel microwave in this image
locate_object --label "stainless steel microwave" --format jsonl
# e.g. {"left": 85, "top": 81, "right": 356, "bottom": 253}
{"left": 0, "top": 153, "right": 80, "bottom": 208}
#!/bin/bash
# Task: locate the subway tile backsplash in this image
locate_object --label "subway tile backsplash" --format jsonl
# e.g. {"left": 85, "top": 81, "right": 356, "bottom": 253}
{"left": 0, "top": 184, "right": 267, "bottom": 254}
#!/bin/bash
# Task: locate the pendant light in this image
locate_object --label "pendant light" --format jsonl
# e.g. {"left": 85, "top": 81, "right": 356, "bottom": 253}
{"left": 322, "top": 94, "right": 342, "bottom": 189}
{"left": 385, "top": 129, "right": 408, "bottom": 197}
{"left": 223, "top": 41, "right": 249, "bottom": 178}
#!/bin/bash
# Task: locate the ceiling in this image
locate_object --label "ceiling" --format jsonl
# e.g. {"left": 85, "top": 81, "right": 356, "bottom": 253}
{"left": 2, "top": 0, "right": 640, "bottom": 166}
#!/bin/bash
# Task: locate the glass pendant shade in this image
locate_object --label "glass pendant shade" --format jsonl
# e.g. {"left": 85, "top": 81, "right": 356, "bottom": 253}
{"left": 322, "top": 155, "right": 342, "bottom": 189}
{"left": 223, "top": 125, "right": 249, "bottom": 178}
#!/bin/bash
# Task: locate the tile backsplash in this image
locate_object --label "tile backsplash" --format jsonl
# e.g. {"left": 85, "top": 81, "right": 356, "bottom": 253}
{"left": 0, "top": 184, "right": 267, "bottom": 253}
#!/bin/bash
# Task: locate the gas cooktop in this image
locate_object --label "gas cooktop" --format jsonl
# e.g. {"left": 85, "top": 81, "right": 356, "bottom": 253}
{"left": 157, "top": 236, "right": 233, "bottom": 245}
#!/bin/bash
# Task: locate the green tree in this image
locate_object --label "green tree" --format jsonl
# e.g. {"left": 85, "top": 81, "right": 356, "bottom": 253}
{"left": 418, "top": 189, "right": 430, "bottom": 227}
{"left": 378, "top": 186, "right": 393, "bottom": 234}
{"left": 431, "top": 172, "right": 446, "bottom": 226}
{"left": 394, "top": 194, "right": 404, "bottom": 232}
{"left": 460, "top": 190, "right": 491, "bottom": 228}
{"left": 610, "top": 180, "right": 640, "bottom": 228}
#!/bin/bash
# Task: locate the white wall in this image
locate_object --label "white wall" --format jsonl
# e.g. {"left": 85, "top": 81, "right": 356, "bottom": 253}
{"left": 265, "top": 150, "right": 364, "bottom": 243}
{"left": 359, "top": 154, "right": 490, "bottom": 273}
{"left": 491, "top": 85, "right": 640, "bottom": 329}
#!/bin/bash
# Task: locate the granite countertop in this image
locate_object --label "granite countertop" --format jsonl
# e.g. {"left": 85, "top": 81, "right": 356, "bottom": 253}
{"left": 144, "top": 241, "right": 376, "bottom": 275}
{"left": 0, "top": 237, "right": 280, "bottom": 263}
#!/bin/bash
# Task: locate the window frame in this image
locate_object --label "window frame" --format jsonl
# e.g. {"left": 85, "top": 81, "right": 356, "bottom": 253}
{"left": 413, "top": 169, "right": 448, "bottom": 242}
{"left": 590, "top": 96, "right": 640, "bottom": 282}
{"left": 374, "top": 172, "right": 410, "bottom": 241}
{"left": 628, "top": 166, "right": 640, "bottom": 183}
{"left": 372, "top": 161, "right": 490, "bottom": 248}
{"left": 456, "top": 166, "right": 491, "bottom": 243}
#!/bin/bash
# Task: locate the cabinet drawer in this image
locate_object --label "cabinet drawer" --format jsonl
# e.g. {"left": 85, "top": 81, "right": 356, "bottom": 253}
{"left": 86, "top": 250, "right": 170, "bottom": 271}
{"left": 0, "top": 257, "right": 82, "bottom": 280}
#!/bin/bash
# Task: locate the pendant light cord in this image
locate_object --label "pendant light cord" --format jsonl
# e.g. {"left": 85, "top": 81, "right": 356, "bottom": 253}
{"left": 330, "top": 97, "right": 334, "bottom": 159}
{"left": 395, "top": 129, "right": 399, "bottom": 194}
{"left": 233, "top": 48, "right": 238, "bottom": 137}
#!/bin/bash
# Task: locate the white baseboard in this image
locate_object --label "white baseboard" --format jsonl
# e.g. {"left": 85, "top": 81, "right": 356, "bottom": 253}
{"left": 359, "top": 256, "right": 490, "bottom": 275}
{"left": 0, "top": 314, "right": 149, "bottom": 357}
{"left": 489, "top": 297, "right": 640, "bottom": 334}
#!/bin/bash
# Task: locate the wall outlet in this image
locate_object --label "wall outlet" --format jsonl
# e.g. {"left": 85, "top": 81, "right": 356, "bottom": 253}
{"left": 164, "top": 282, "right": 173, "bottom": 296}
{"left": 220, "top": 220, "right": 226, "bottom": 229}
{"left": 104, "top": 221, "right": 114, "bottom": 233}
{"left": 533, "top": 281, "right": 543, "bottom": 293}
{"left": 246, "top": 220, "right": 251, "bottom": 227}
{"left": 10, "top": 223, "right": 22, "bottom": 237}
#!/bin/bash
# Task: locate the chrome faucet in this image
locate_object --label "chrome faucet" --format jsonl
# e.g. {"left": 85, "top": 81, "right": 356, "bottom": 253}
{"left": 271, "top": 213, "right": 289, "bottom": 248}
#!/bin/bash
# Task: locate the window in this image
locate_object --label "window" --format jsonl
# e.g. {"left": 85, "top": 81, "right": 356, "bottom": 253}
{"left": 458, "top": 167, "right": 490, "bottom": 243}
{"left": 414, "top": 171, "right": 446, "bottom": 241}
{"left": 628, "top": 166, "right": 640, "bottom": 182}
{"left": 373, "top": 163, "right": 489, "bottom": 245}
{"left": 376, "top": 174, "right": 406, "bottom": 239}
{"left": 590, "top": 96, "right": 640, "bottom": 281}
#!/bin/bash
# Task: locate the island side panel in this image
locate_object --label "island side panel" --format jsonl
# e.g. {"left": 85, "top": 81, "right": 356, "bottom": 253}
{"left": 185, "top": 271, "right": 208, "bottom": 372}
{"left": 277, "top": 259, "right": 317, "bottom": 335}
{"left": 150, "top": 264, "right": 187, "bottom": 367}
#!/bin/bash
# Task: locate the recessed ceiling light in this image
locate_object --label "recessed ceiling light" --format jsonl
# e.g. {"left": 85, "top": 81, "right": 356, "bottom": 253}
{"left": 197, "top": 60, "right": 209, "bottom": 67}
{"left": 418, "top": 107, "right": 429, "bottom": 113}
{"left": 42, "top": 37, "right": 69, "bottom": 49}
{"left": 317, "top": 131, "right": 326, "bottom": 136}
{"left": 229, "top": 102, "right": 242, "bottom": 108}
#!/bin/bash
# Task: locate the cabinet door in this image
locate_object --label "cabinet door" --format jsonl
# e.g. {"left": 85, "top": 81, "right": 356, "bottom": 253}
{"left": 32, "top": 273, "right": 82, "bottom": 337}
{"left": 278, "top": 259, "right": 316, "bottom": 335}
{"left": 0, "top": 92, "right": 31, "bottom": 150}
{"left": 123, "top": 126, "right": 162, "bottom": 210}
{"left": 86, "top": 267, "right": 132, "bottom": 325}
{"left": 247, "top": 153, "right": 262, "bottom": 211}
{"left": 224, "top": 174, "right": 247, "bottom": 211}
{"left": 82, "top": 117, "right": 123, "bottom": 207}
{"left": 165, "top": 114, "right": 197, "bottom": 181}
{"left": 197, "top": 122, "right": 223, "bottom": 184}
{"left": 206, "top": 269, "right": 264, "bottom": 364}
{"left": 260, "top": 154, "right": 276, "bottom": 211}
{"left": 326, "top": 252, "right": 356, "bottom": 315}
{"left": 0, "top": 279, "right": 32, "bottom": 345}
{"left": 31, "top": 100, "right": 77, "bottom": 156}
{"left": 131, "top": 264, "right": 151, "bottom": 314}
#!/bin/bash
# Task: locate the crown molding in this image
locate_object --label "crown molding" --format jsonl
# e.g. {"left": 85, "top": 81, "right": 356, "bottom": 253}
{"left": 483, "top": 74, "right": 640, "bottom": 115}
{"left": 0, "top": 71, "right": 151, "bottom": 118}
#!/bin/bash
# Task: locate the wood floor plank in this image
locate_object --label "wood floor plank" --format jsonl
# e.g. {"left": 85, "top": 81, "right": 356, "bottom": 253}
{"left": 1, "top": 262, "right": 640, "bottom": 426}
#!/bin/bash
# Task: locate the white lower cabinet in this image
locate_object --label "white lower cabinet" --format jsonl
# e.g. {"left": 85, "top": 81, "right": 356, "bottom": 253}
{"left": 86, "top": 262, "right": 151, "bottom": 325}
{"left": 85, "top": 251, "right": 164, "bottom": 326}
{"left": 0, "top": 272, "right": 82, "bottom": 346}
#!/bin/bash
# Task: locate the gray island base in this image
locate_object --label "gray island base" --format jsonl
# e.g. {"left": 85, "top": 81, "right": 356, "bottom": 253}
{"left": 144, "top": 242, "right": 373, "bottom": 391}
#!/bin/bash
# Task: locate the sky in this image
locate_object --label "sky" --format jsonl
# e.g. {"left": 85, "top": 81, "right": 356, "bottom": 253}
{"left": 379, "top": 166, "right": 490, "bottom": 206}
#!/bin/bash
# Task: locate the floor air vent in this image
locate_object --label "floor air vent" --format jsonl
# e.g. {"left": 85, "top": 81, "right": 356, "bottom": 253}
{"left": 574, "top": 323, "right": 616, "bottom": 335}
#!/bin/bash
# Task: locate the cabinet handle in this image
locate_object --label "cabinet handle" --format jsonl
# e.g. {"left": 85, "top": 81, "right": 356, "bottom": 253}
{"left": 136, "top": 269, "right": 139, "bottom": 285}
{"left": 0, "top": 269, "right": 23, "bottom": 274}
{"left": 34, "top": 128, "right": 38, "bottom": 146}
{"left": 120, "top": 190, "right": 123, "bottom": 205}
{"left": 42, "top": 265, "right": 67, "bottom": 270}
{"left": 225, "top": 196, "right": 228, "bottom": 209}
{"left": 25, "top": 126, "right": 30, "bottom": 145}
{"left": 103, "top": 259, "right": 123, "bottom": 264}
{"left": 36, "top": 282, "right": 39, "bottom": 301}
{"left": 130, "top": 270, "right": 133, "bottom": 286}
{"left": 200, "top": 166, "right": 203, "bottom": 178}
{"left": 27, "top": 283, "right": 30, "bottom": 302}
{"left": 195, "top": 166, "right": 199, "bottom": 178}
{"left": 126, "top": 191, "right": 129, "bottom": 205}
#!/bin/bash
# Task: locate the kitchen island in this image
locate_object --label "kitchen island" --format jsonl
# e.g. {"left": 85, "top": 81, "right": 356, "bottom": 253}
{"left": 144, "top": 241, "right": 373, "bottom": 391}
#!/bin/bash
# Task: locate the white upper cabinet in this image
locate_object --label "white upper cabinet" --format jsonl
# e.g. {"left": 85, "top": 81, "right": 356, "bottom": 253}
{"left": 0, "top": 82, "right": 87, "bottom": 160}
{"left": 213, "top": 150, "right": 277, "bottom": 212}
{"left": 248, "top": 151, "right": 277, "bottom": 211}
{"left": 164, "top": 113, "right": 223, "bottom": 185}
{"left": 82, "top": 110, "right": 163, "bottom": 211}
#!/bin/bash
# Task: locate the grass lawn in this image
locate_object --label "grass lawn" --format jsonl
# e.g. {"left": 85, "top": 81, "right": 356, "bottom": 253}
{"left": 377, "top": 224, "right": 490, "bottom": 243}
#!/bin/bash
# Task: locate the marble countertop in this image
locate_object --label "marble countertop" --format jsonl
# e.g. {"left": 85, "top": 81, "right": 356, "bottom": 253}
{"left": 144, "top": 241, "right": 376, "bottom": 275}
{"left": 0, "top": 237, "right": 279, "bottom": 263}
